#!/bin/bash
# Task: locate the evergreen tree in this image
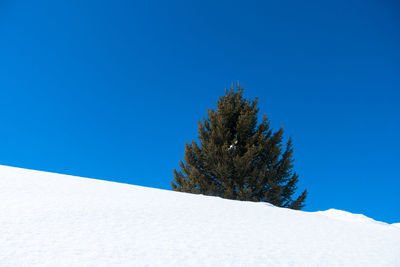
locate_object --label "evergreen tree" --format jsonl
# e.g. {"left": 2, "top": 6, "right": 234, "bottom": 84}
{"left": 172, "top": 86, "right": 307, "bottom": 209}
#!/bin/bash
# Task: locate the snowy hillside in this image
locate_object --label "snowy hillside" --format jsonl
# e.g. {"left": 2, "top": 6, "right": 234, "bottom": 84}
{"left": 0, "top": 165, "right": 399, "bottom": 266}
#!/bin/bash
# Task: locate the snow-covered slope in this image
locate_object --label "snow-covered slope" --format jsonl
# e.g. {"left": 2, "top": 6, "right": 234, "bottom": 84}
{"left": 0, "top": 165, "right": 399, "bottom": 266}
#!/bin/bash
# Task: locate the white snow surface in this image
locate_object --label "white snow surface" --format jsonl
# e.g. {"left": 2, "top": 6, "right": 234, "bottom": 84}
{"left": 0, "top": 165, "right": 399, "bottom": 266}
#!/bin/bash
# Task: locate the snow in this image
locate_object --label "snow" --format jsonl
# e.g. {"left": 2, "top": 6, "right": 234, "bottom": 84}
{"left": 228, "top": 140, "right": 238, "bottom": 151}
{"left": 315, "top": 208, "right": 388, "bottom": 225}
{"left": 0, "top": 165, "right": 399, "bottom": 266}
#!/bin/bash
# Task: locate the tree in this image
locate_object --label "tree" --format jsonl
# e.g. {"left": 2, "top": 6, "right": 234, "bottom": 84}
{"left": 171, "top": 86, "right": 307, "bottom": 209}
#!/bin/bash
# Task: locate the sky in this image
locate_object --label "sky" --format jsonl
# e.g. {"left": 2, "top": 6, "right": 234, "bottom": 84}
{"left": 0, "top": 0, "right": 399, "bottom": 223}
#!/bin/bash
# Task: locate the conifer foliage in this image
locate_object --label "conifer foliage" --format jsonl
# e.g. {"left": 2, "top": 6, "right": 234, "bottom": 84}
{"left": 172, "top": 87, "right": 307, "bottom": 209}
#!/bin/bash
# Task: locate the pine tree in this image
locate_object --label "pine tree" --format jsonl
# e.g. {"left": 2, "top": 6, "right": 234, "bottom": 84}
{"left": 172, "top": 86, "right": 307, "bottom": 209}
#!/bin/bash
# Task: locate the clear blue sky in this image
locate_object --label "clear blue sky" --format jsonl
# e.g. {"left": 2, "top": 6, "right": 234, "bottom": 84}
{"left": 0, "top": 0, "right": 399, "bottom": 223}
